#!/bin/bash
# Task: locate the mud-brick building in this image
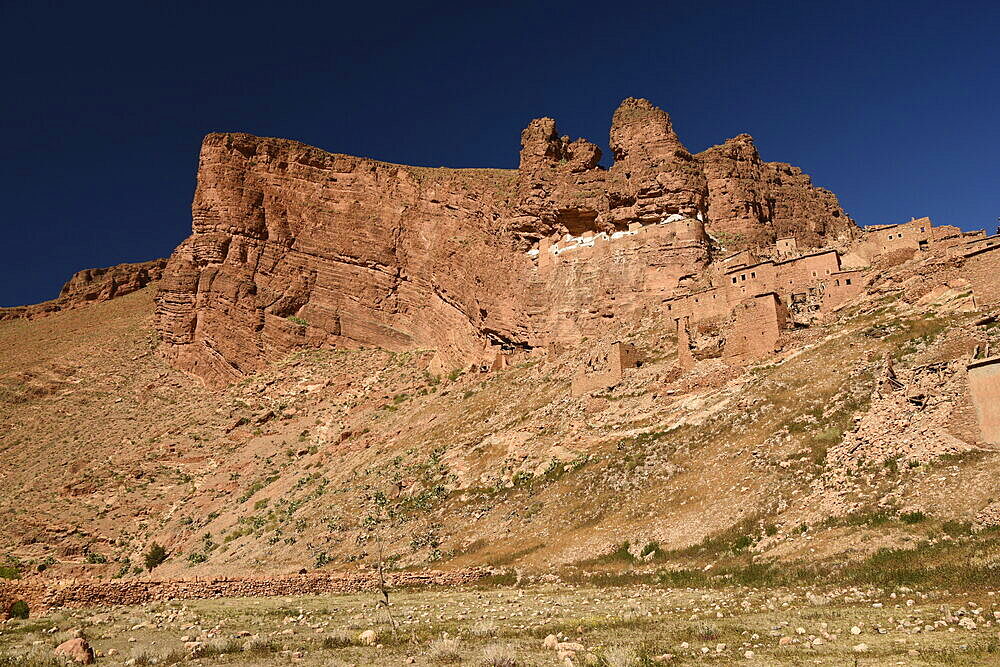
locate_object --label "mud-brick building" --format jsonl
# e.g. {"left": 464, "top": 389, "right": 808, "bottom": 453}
{"left": 968, "top": 354, "right": 1000, "bottom": 445}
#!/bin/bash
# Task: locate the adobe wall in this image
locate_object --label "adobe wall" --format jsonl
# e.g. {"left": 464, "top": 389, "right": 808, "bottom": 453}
{"left": 724, "top": 293, "right": 787, "bottom": 361}
{"left": 675, "top": 316, "right": 694, "bottom": 370}
{"left": 725, "top": 262, "right": 778, "bottom": 301}
{"left": 775, "top": 237, "right": 798, "bottom": 259}
{"left": 571, "top": 341, "right": 639, "bottom": 396}
{"left": 845, "top": 217, "right": 962, "bottom": 266}
{"left": 775, "top": 250, "right": 841, "bottom": 292}
{"left": 821, "top": 269, "right": 865, "bottom": 311}
{"left": 968, "top": 356, "right": 1000, "bottom": 445}
{"left": 664, "top": 288, "right": 729, "bottom": 323}
{"left": 960, "top": 244, "right": 1000, "bottom": 306}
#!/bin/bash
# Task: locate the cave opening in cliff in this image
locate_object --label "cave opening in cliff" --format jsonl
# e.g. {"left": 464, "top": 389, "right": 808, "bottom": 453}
{"left": 554, "top": 208, "right": 598, "bottom": 236}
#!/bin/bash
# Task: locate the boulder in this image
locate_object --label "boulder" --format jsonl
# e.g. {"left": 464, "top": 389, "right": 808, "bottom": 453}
{"left": 53, "top": 637, "right": 95, "bottom": 664}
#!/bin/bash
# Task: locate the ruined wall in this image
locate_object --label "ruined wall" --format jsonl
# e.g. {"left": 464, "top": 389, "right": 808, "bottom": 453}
{"left": 571, "top": 341, "right": 639, "bottom": 396}
{"left": 724, "top": 293, "right": 787, "bottom": 361}
{"left": 968, "top": 356, "right": 1000, "bottom": 445}
{"left": 675, "top": 316, "right": 694, "bottom": 370}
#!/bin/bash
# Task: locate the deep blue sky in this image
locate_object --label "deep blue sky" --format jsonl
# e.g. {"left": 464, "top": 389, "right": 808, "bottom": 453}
{"left": 2, "top": 1, "right": 998, "bottom": 306}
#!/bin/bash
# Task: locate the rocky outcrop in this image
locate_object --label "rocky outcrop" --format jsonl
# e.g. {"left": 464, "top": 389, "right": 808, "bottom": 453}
{"left": 0, "top": 259, "right": 166, "bottom": 321}
{"left": 697, "top": 134, "right": 856, "bottom": 248}
{"left": 607, "top": 97, "right": 708, "bottom": 226}
{"left": 156, "top": 98, "right": 857, "bottom": 385}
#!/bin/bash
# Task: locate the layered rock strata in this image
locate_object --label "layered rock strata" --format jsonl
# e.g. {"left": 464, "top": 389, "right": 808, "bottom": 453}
{"left": 156, "top": 98, "right": 856, "bottom": 384}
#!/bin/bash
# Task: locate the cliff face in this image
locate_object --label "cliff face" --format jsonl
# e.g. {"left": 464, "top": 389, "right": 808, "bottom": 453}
{"left": 157, "top": 98, "right": 856, "bottom": 384}
{"left": 155, "top": 133, "right": 534, "bottom": 385}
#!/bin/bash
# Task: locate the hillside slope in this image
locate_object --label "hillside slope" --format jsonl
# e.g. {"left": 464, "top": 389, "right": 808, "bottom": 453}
{"left": 3, "top": 245, "right": 999, "bottom": 583}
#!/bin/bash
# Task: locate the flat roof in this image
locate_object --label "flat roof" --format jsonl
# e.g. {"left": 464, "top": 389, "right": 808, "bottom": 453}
{"left": 773, "top": 248, "right": 838, "bottom": 267}
{"left": 968, "top": 354, "right": 1000, "bottom": 371}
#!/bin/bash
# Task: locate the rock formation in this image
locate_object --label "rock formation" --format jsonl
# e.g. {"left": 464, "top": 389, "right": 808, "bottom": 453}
{"left": 0, "top": 259, "right": 166, "bottom": 321}
{"left": 156, "top": 98, "right": 856, "bottom": 385}
{"left": 697, "top": 134, "right": 856, "bottom": 248}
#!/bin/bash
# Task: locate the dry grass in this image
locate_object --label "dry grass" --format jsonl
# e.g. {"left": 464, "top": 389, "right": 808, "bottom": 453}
{"left": 3, "top": 584, "right": 1000, "bottom": 665}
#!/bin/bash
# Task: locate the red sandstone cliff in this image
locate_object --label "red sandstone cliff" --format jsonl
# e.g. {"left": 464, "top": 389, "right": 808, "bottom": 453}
{"left": 156, "top": 99, "right": 857, "bottom": 384}
{"left": 697, "top": 134, "right": 856, "bottom": 248}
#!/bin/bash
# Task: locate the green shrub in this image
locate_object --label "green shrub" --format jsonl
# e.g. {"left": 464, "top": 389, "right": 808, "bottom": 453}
{"left": 8, "top": 600, "right": 29, "bottom": 619}
{"left": 0, "top": 566, "right": 20, "bottom": 580}
{"left": 900, "top": 511, "right": 927, "bottom": 525}
{"left": 639, "top": 541, "right": 661, "bottom": 559}
{"left": 287, "top": 315, "right": 309, "bottom": 327}
{"left": 144, "top": 542, "right": 167, "bottom": 571}
{"left": 85, "top": 552, "right": 107, "bottom": 564}
{"left": 942, "top": 520, "right": 973, "bottom": 537}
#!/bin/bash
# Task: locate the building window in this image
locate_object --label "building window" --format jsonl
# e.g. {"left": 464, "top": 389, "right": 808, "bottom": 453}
{"left": 751, "top": 271, "right": 756, "bottom": 278}
{"left": 741, "top": 275, "right": 747, "bottom": 281}
{"left": 732, "top": 277, "right": 737, "bottom": 284}
{"left": 812, "top": 271, "right": 817, "bottom": 277}
{"left": 920, "top": 227, "right": 926, "bottom": 232}
{"left": 835, "top": 279, "right": 841, "bottom": 286}
{"left": 845, "top": 278, "right": 852, "bottom": 285}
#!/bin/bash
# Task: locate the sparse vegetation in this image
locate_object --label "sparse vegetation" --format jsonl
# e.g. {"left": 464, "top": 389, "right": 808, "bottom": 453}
{"left": 143, "top": 542, "right": 167, "bottom": 571}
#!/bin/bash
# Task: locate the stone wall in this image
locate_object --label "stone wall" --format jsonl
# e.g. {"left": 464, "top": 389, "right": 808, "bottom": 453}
{"left": 1, "top": 569, "right": 490, "bottom": 616}
{"left": 821, "top": 269, "right": 866, "bottom": 311}
{"left": 961, "top": 245, "right": 1000, "bottom": 306}
{"left": 675, "top": 316, "right": 694, "bottom": 370}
